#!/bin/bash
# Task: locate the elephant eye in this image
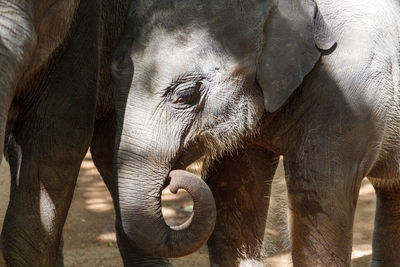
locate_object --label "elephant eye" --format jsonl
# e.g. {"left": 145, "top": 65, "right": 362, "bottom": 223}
{"left": 170, "top": 82, "right": 201, "bottom": 108}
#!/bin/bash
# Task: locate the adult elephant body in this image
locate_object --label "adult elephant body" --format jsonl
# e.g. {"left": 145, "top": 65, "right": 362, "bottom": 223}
{"left": 0, "top": 1, "right": 129, "bottom": 265}
{"left": 112, "top": 0, "right": 400, "bottom": 266}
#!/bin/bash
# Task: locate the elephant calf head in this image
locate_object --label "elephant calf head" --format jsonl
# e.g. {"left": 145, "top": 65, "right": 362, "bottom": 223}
{"left": 111, "top": 0, "right": 335, "bottom": 258}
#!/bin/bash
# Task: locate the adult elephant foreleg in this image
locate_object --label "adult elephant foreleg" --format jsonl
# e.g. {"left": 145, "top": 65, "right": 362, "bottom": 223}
{"left": 90, "top": 113, "right": 116, "bottom": 193}
{"left": 1, "top": 1, "right": 100, "bottom": 265}
{"left": 206, "top": 144, "right": 279, "bottom": 267}
{"left": 2, "top": 111, "right": 91, "bottom": 266}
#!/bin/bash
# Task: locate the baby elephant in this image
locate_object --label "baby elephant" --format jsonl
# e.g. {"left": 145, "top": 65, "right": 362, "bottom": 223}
{"left": 111, "top": 0, "right": 400, "bottom": 266}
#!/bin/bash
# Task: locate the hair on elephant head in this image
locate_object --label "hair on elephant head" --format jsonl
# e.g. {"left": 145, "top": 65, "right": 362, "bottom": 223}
{"left": 111, "top": 0, "right": 335, "bottom": 260}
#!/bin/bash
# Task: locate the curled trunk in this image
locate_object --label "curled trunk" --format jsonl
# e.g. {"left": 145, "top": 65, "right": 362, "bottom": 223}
{"left": 116, "top": 167, "right": 216, "bottom": 258}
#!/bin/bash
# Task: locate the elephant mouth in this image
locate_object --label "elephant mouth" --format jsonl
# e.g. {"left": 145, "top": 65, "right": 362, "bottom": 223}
{"left": 160, "top": 144, "right": 215, "bottom": 230}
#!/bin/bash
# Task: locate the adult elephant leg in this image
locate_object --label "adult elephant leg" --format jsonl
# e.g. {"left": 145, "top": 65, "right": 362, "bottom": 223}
{"left": 283, "top": 149, "right": 365, "bottom": 266}
{"left": 90, "top": 115, "right": 172, "bottom": 267}
{"left": 206, "top": 144, "right": 279, "bottom": 267}
{"left": 91, "top": 113, "right": 116, "bottom": 192}
{"left": 1, "top": 2, "right": 100, "bottom": 265}
{"left": 2, "top": 102, "right": 93, "bottom": 266}
{"left": 55, "top": 237, "right": 64, "bottom": 267}
{"left": 368, "top": 182, "right": 400, "bottom": 266}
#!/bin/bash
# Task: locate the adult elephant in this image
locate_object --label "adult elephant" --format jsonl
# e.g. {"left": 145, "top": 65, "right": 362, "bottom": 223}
{"left": 0, "top": 1, "right": 129, "bottom": 265}
{"left": 112, "top": 0, "right": 400, "bottom": 266}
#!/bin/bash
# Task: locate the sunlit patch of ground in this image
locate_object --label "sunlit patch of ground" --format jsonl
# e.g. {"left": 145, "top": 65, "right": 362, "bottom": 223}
{"left": 0, "top": 153, "right": 376, "bottom": 266}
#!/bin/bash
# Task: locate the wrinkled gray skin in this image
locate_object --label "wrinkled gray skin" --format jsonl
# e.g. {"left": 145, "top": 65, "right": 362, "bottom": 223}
{"left": 0, "top": 1, "right": 129, "bottom": 266}
{"left": 112, "top": 0, "right": 400, "bottom": 266}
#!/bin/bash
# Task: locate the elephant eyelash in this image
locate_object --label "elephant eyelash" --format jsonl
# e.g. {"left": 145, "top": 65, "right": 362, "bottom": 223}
{"left": 162, "top": 73, "right": 206, "bottom": 97}
{"left": 164, "top": 81, "right": 202, "bottom": 109}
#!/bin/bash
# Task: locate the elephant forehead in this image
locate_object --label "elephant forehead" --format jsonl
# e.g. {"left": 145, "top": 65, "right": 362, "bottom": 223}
{"left": 132, "top": 0, "right": 267, "bottom": 61}
{"left": 136, "top": 28, "right": 238, "bottom": 73}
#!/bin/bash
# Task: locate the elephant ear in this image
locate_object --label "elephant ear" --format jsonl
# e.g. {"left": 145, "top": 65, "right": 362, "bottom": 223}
{"left": 257, "top": 0, "right": 336, "bottom": 112}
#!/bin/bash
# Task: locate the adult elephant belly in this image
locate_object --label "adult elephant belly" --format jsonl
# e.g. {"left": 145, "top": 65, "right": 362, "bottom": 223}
{"left": 7, "top": 0, "right": 81, "bottom": 146}
{"left": 22, "top": 0, "right": 79, "bottom": 82}
{"left": 0, "top": 0, "right": 80, "bottom": 167}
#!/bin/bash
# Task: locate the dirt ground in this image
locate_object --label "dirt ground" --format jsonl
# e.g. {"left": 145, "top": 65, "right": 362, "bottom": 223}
{"left": 0, "top": 153, "right": 375, "bottom": 266}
